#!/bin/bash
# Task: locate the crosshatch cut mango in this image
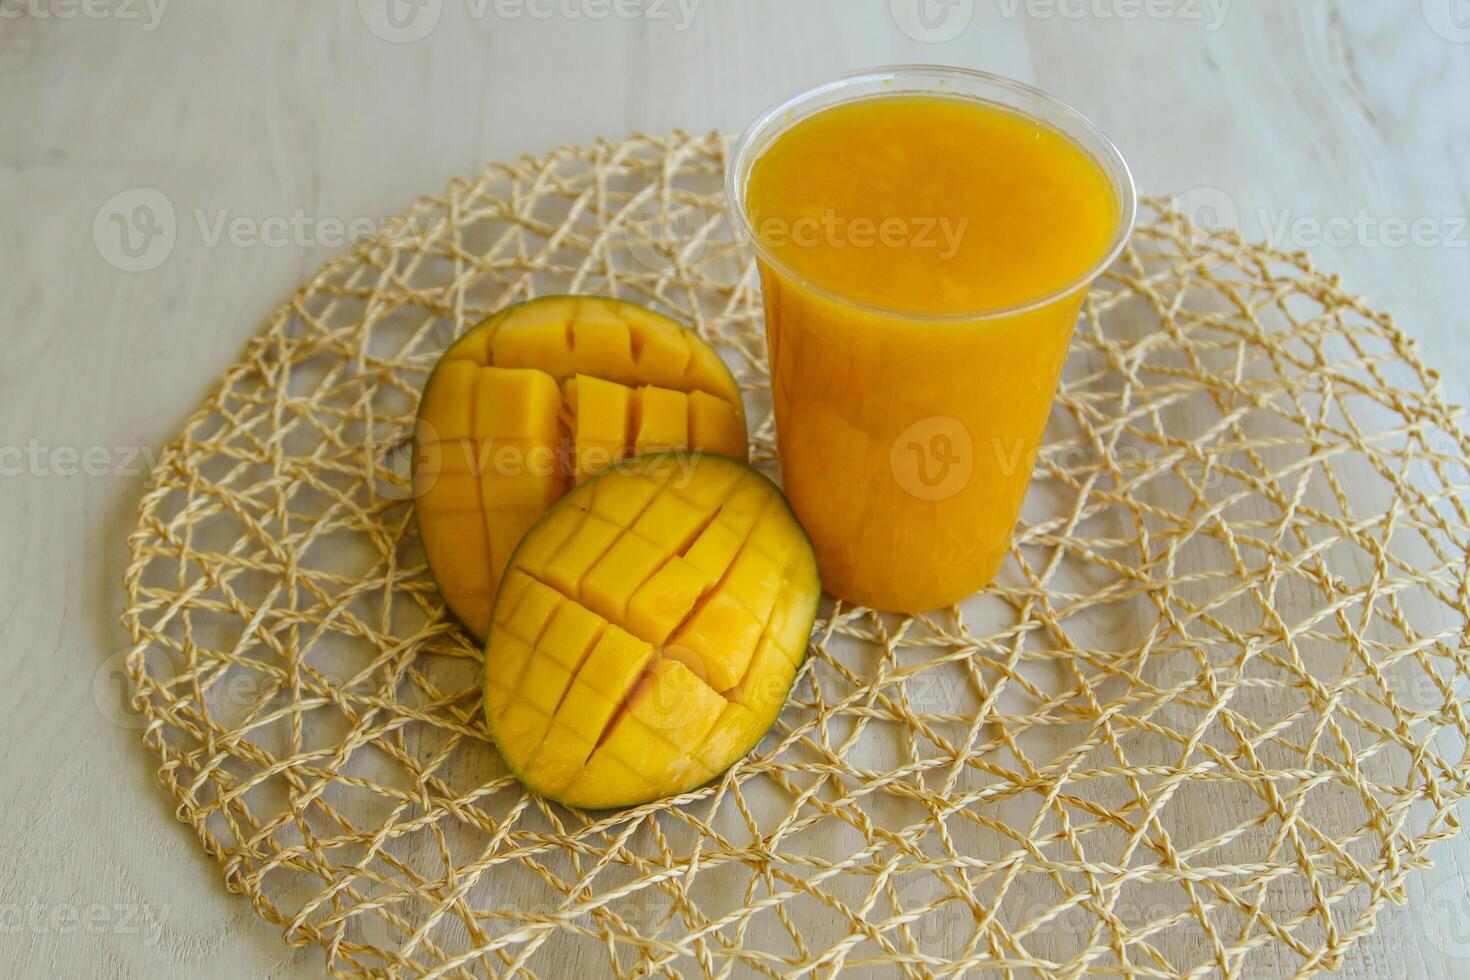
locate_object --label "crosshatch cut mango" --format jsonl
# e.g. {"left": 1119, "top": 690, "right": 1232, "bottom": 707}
{"left": 482, "top": 452, "right": 820, "bottom": 809}
{"left": 413, "top": 296, "right": 748, "bottom": 638}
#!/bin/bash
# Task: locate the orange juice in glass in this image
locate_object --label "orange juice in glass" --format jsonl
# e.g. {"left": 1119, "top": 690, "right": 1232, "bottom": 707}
{"left": 728, "top": 67, "right": 1135, "bottom": 612}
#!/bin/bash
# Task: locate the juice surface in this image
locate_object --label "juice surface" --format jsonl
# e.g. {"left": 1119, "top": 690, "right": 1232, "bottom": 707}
{"left": 744, "top": 93, "right": 1123, "bottom": 612}
{"left": 746, "top": 94, "right": 1117, "bottom": 314}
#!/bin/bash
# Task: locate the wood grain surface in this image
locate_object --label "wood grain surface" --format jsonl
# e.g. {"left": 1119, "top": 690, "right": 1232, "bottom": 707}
{"left": 1, "top": 1, "right": 1467, "bottom": 976}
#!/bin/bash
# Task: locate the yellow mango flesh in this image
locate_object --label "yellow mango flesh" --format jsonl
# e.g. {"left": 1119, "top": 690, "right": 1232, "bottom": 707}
{"left": 413, "top": 297, "right": 748, "bottom": 638}
{"left": 482, "top": 453, "right": 820, "bottom": 809}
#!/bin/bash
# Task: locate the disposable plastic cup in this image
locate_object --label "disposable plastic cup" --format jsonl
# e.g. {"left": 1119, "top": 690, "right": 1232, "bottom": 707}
{"left": 727, "top": 66, "right": 1136, "bottom": 612}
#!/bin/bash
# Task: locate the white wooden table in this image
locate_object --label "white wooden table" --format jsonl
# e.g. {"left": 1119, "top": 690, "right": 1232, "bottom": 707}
{"left": 3, "top": 2, "right": 1467, "bottom": 976}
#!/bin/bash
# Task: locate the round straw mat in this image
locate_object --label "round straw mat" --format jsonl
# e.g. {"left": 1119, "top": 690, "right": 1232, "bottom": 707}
{"left": 121, "top": 131, "right": 1470, "bottom": 978}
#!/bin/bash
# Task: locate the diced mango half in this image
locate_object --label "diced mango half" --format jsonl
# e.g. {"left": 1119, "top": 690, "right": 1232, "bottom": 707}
{"left": 414, "top": 297, "right": 748, "bottom": 638}
{"left": 482, "top": 453, "right": 820, "bottom": 809}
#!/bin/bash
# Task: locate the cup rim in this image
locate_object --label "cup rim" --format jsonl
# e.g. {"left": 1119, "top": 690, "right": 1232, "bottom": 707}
{"left": 725, "top": 65, "right": 1138, "bottom": 322}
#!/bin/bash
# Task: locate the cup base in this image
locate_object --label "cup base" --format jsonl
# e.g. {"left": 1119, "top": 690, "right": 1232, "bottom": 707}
{"left": 817, "top": 549, "right": 1005, "bottom": 614}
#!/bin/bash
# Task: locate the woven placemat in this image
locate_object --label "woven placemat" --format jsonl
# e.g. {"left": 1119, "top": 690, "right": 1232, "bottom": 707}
{"left": 121, "top": 131, "right": 1470, "bottom": 978}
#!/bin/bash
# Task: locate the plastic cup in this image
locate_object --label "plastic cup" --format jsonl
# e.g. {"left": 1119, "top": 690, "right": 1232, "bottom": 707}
{"left": 727, "top": 66, "right": 1136, "bottom": 612}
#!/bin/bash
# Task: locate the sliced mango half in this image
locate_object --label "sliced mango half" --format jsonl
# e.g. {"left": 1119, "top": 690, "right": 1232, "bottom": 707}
{"left": 413, "top": 296, "right": 748, "bottom": 638}
{"left": 482, "top": 452, "right": 819, "bottom": 809}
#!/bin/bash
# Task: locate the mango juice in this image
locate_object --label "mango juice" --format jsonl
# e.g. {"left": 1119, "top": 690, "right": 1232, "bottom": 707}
{"left": 734, "top": 74, "right": 1132, "bottom": 611}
